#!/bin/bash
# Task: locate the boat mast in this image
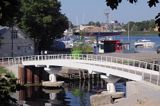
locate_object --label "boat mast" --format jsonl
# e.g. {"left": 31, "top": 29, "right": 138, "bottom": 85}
{"left": 128, "top": 22, "right": 130, "bottom": 41}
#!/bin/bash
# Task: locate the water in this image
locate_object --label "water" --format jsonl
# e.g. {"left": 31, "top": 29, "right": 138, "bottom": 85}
{"left": 12, "top": 80, "right": 126, "bottom": 106}
{"left": 115, "top": 34, "right": 160, "bottom": 53}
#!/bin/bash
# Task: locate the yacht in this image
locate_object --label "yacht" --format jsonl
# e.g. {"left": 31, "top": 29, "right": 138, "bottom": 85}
{"left": 134, "top": 39, "right": 155, "bottom": 48}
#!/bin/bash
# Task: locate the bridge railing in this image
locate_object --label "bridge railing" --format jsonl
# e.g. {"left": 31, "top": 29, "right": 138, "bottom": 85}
{"left": 0, "top": 54, "right": 160, "bottom": 72}
{"left": 0, "top": 54, "right": 160, "bottom": 85}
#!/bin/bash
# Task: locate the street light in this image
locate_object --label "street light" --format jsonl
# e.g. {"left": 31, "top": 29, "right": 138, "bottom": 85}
{"left": 11, "top": 26, "right": 17, "bottom": 57}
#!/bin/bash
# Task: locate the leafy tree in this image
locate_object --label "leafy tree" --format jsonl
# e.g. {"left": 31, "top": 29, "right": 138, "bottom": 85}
{"left": 88, "top": 21, "right": 95, "bottom": 26}
{"left": 105, "top": 0, "right": 160, "bottom": 32}
{"left": 123, "top": 20, "right": 157, "bottom": 33}
{"left": 18, "top": 0, "right": 69, "bottom": 53}
{"left": 0, "top": 0, "right": 20, "bottom": 26}
{"left": 155, "top": 13, "right": 160, "bottom": 32}
{"left": 88, "top": 21, "right": 101, "bottom": 26}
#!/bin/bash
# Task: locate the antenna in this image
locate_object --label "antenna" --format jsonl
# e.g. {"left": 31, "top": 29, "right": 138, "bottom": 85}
{"left": 104, "top": 12, "right": 110, "bottom": 24}
{"left": 104, "top": 9, "right": 110, "bottom": 24}
{"left": 104, "top": 9, "right": 111, "bottom": 31}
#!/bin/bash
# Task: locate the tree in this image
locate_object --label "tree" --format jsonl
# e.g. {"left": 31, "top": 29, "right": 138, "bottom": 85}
{"left": 105, "top": 0, "right": 160, "bottom": 32}
{"left": 123, "top": 20, "right": 157, "bottom": 33}
{"left": 155, "top": 13, "right": 160, "bottom": 32}
{"left": 88, "top": 21, "right": 101, "bottom": 26}
{"left": 18, "top": 0, "right": 69, "bottom": 53}
{"left": 0, "top": 0, "right": 20, "bottom": 26}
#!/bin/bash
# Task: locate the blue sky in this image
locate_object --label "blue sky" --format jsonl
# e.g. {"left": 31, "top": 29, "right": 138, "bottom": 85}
{"left": 59, "top": 0, "right": 160, "bottom": 25}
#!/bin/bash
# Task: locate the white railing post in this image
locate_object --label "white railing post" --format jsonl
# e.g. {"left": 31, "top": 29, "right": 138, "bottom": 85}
{"left": 111, "top": 57, "right": 112, "bottom": 63}
{"left": 101, "top": 56, "right": 102, "bottom": 62}
{"left": 157, "top": 65, "right": 160, "bottom": 85}
{"left": 21, "top": 57, "right": 23, "bottom": 63}
{"left": 152, "top": 62, "right": 154, "bottom": 70}
{"left": 38, "top": 55, "right": 40, "bottom": 61}
{"left": 106, "top": 56, "right": 108, "bottom": 62}
{"left": 1, "top": 58, "right": 3, "bottom": 64}
{"left": 7, "top": 57, "right": 10, "bottom": 65}
{"left": 86, "top": 55, "right": 88, "bottom": 60}
{"left": 65, "top": 54, "right": 66, "bottom": 59}
{"left": 115, "top": 57, "right": 117, "bottom": 64}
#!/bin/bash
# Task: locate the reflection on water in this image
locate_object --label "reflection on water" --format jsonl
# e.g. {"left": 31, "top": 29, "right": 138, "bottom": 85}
{"left": 16, "top": 80, "right": 126, "bottom": 106}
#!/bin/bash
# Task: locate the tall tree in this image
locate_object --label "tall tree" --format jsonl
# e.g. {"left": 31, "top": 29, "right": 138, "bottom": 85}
{"left": 105, "top": 0, "right": 160, "bottom": 32}
{"left": 18, "top": 0, "right": 69, "bottom": 53}
{"left": 0, "top": 0, "right": 20, "bottom": 26}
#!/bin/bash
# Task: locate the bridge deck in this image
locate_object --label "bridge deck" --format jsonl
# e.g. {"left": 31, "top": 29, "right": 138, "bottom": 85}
{"left": 0, "top": 54, "right": 160, "bottom": 87}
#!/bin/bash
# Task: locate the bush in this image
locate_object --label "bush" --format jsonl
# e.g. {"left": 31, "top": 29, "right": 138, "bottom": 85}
{"left": 72, "top": 43, "right": 93, "bottom": 54}
{"left": 0, "top": 67, "right": 7, "bottom": 74}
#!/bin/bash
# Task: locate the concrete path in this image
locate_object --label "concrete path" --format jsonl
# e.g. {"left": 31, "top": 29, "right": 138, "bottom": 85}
{"left": 107, "top": 81, "right": 160, "bottom": 106}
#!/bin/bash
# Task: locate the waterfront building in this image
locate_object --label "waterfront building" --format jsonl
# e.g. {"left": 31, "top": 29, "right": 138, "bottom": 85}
{"left": 0, "top": 26, "right": 34, "bottom": 57}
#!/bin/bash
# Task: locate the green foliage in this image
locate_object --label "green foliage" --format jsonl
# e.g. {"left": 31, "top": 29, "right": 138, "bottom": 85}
{"left": 105, "top": 0, "right": 159, "bottom": 10}
{"left": 72, "top": 43, "right": 93, "bottom": 54}
{"left": 71, "top": 46, "right": 82, "bottom": 59}
{"left": 123, "top": 19, "right": 156, "bottom": 33}
{"left": 18, "top": 0, "right": 69, "bottom": 51}
{"left": 88, "top": 21, "right": 101, "bottom": 27}
{"left": 0, "top": 67, "right": 15, "bottom": 78}
{"left": 0, "top": 0, "right": 20, "bottom": 26}
{"left": 155, "top": 13, "right": 160, "bottom": 33}
{"left": 0, "top": 73, "right": 17, "bottom": 104}
{"left": 0, "top": 67, "right": 7, "bottom": 74}
{"left": 105, "top": 0, "right": 160, "bottom": 33}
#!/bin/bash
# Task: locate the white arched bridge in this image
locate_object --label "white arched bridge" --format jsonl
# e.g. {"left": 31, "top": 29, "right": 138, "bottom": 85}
{"left": 0, "top": 54, "right": 160, "bottom": 86}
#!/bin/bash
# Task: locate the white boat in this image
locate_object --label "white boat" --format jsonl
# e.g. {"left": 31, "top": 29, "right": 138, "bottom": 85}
{"left": 134, "top": 39, "right": 155, "bottom": 48}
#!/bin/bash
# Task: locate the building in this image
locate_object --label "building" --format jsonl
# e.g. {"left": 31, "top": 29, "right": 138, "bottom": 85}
{"left": 0, "top": 26, "right": 34, "bottom": 57}
{"left": 79, "top": 25, "right": 107, "bottom": 32}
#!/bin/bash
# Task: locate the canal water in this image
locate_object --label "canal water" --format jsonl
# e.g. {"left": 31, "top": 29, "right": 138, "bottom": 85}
{"left": 11, "top": 80, "right": 126, "bottom": 106}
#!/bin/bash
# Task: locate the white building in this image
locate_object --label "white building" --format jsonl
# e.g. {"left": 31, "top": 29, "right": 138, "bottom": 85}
{"left": 0, "top": 26, "right": 34, "bottom": 57}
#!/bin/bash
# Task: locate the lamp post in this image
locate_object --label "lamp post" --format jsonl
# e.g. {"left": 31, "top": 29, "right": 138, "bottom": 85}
{"left": 128, "top": 22, "right": 130, "bottom": 42}
{"left": 11, "top": 26, "right": 17, "bottom": 57}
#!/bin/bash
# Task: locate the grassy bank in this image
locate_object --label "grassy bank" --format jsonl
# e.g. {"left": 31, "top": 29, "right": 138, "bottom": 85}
{"left": 0, "top": 67, "right": 7, "bottom": 74}
{"left": 0, "top": 66, "right": 15, "bottom": 78}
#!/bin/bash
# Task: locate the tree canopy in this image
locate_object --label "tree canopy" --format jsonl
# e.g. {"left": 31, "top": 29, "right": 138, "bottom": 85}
{"left": 0, "top": 0, "right": 20, "bottom": 26}
{"left": 18, "top": 0, "right": 69, "bottom": 52}
{"left": 105, "top": 0, "right": 160, "bottom": 32}
{"left": 123, "top": 19, "right": 156, "bottom": 32}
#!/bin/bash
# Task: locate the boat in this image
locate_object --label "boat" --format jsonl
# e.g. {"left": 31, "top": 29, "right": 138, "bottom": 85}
{"left": 134, "top": 39, "right": 155, "bottom": 48}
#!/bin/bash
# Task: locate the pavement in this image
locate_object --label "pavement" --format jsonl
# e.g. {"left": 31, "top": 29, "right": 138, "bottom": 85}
{"left": 107, "top": 81, "right": 160, "bottom": 106}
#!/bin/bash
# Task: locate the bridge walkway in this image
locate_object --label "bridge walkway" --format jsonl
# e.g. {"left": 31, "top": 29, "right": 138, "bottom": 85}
{"left": 0, "top": 54, "right": 160, "bottom": 86}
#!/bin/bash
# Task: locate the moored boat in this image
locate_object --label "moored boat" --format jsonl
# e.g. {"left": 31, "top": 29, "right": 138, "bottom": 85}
{"left": 134, "top": 39, "right": 155, "bottom": 48}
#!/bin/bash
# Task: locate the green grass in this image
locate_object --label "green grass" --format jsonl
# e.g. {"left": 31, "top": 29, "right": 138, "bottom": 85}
{"left": 0, "top": 67, "right": 15, "bottom": 78}
{"left": 0, "top": 67, "right": 7, "bottom": 74}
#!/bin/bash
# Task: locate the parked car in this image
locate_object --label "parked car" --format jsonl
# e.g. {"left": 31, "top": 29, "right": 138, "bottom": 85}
{"left": 156, "top": 46, "right": 160, "bottom": 54}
